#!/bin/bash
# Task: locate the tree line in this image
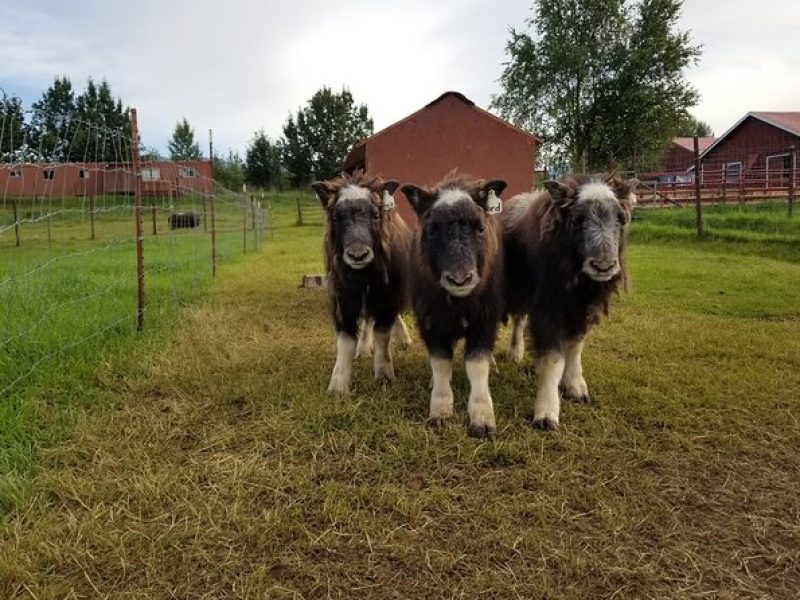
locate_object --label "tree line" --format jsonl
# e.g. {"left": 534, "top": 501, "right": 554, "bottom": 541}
{"left": 2, "top": 0, "right": 709, "bottom": 186}
{"left": 1, "top": 80, "right": 373, "bottom": 191}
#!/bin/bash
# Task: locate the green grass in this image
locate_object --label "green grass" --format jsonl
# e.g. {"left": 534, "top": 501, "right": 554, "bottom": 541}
{"left": 0, "top": 192, "right": 269, "bottom": 516}
{"left": 0, "top": 199, "right": 798, "bottom": 597}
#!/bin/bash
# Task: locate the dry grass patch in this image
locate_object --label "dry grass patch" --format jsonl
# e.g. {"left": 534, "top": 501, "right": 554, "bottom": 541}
{"left": 1, "top": 205, "right": 799, "bottom": 598}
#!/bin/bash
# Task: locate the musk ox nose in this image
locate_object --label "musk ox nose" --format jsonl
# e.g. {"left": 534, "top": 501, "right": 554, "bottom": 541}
{"left": 344, "top": 245, "right": 374, "bottom": 267}
{"left": 445, "top": 271, "right": 474, "bottom": 287}
{"left": 589, "top": 259, "right": 617, "bottom": 273}
{"left": 440, "top": 268, "right": 479, "bottom": 296}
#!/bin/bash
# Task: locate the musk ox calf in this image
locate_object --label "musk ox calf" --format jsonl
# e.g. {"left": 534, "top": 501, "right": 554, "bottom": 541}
{"left": 502, "top": 175, "right": 636, "bottom": 430}
{"left": 312, "top": 171, "right": 412, "bottom": 394}
{"left": 401, "top": 174, "right": 507, "bottom": 439}
{"left": 169, "top": 212, "right": 201, "bottom": 229}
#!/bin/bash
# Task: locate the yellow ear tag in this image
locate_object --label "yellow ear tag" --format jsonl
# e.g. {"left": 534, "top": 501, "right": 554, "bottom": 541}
{"left": 382, "top": 190, "right": 395, "bottom": 211}
{"left": 486, "top": 189, "right": 502, "bottom": 214}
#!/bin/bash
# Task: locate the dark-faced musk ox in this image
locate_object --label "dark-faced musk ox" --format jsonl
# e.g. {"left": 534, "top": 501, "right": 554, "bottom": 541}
{"left": 502, "top": 175, "right": 637, "bottom": 430}
{"left": 401, "top": 174, "right": 507, "bottom": 439}
{"left": 312, "top": 171, "right": 413, "bottom": 394}
{"left": 169, "top": 212, "right": 201, "bottom": 229}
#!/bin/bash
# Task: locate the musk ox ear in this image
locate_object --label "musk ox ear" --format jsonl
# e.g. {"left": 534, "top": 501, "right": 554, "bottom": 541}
{"left": 311, "top": 181, "right": 334, "bottom": 208}
{"left": 543, "top": 180, "right": 574, "bottom": 206}
{"left": 381, "top": 180, "right": 400, "bottom": 196}
{"left": 401, "top": 184, "right": 435, "bottom": 217}
{"left": 475, "top": 179, "right": 507, "bottom": 214}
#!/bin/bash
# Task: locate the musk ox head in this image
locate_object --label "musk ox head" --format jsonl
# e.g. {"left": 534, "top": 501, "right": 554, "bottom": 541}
{"left": 543, "top": 175, "right": 637, "bottom": 282}
{"left": 312, "top": 171, "right": 400, "bottom": 270}
{"left": 402, "top": 175, "right": 507, "bottom": 297}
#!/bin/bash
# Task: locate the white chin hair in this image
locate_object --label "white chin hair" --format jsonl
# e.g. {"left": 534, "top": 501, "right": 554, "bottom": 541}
{"left": 584, "top": 269, "right": 617, "bottom": 282}
{"left": 442, "top": 283, "right": 478, "bottom": 297}
{"left": 344, "top": 258, "right": 371, "bottom": 269}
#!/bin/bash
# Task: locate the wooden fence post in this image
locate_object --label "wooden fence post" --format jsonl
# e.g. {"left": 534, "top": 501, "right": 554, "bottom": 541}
{"left": 250, "top": 195, "right": 258, "bottom": 251}
{"left": 13, "top": 198, "right": 20, "bottom": 247}
{"left": 210, "top": 194, "right": 217, "bottom": 277}
{"left": 151, "top": 200, "right": 157, "bottom": 235}
{"left": 296, "top": 196, "right": 303, "bottom": 226}
{"left": 789, "top": 147, "right": 796, "bottom": 218}
{"left": 90, "top": 195, "right": 96, "bottom": 240}
{"left": 693, "top": 136, "right": 704, "bottom": 236}
{"left": 131, "top": 108, "right": 145, "bottom": 332}
{"left": 242, "top": 198, "right": 248, "bottom": 254}
{"left": 47, "top": 197, "right": 52, "bottom": 245}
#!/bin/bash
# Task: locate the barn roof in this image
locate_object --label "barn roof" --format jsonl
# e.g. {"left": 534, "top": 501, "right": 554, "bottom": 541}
{"left": 672, "top": 136, "right": 715, "bottom": 153}
{"left": 700, "top": 111, "right": 800, "bottom": 159}
{"left": 344, "top": 91, "right": 540, "bottom": 169}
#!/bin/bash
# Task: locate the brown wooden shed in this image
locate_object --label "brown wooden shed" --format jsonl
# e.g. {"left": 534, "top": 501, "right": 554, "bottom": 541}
{"left": 343, "top": 91, "right": 539, "bottom": 224}
{"left": 698, "top": 112, "right": 800, "bottom": 186}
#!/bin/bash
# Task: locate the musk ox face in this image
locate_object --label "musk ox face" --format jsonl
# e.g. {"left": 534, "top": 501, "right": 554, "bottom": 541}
{"left": 544, "top": 178, "right": 636, "bottom": 283}
{"left": 402, "top": 178, "right": 507, "bottom": 297}
{"left": 313, "top": 178, "right": 400, "bottom": 270}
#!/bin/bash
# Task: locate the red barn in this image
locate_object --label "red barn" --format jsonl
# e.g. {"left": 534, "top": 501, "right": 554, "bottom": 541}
{"left": 660, "top": 136, "right": 715, "bottom": 172}
{"left": 0, "top": 160, "right": 214, "bottom": 198}
{"left": 699, "top": 112, "right": 800, "bottom": 187}
{"left": 343, "top": 91, "right": 539, "bottom": 224}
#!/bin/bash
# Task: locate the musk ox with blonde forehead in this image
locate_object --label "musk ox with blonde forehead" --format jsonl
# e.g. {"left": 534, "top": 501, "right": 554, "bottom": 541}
{"left": 401, "top": 172, "right": 507, "bottom": 439}
{"left": 312, "top": 170, "right": 413, "bottom": 394}
{"left": 502, "top": 174, "right": 637, "bottom": 430}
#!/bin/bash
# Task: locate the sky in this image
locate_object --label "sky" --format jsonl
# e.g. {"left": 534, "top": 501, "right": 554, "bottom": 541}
{"left": 1, "top": 0, "right": 798, "bottom": 156}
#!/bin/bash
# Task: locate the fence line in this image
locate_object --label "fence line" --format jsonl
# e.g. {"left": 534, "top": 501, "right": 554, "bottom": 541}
{"left": 1, "top": 98, "right": 268, "bottom": 397}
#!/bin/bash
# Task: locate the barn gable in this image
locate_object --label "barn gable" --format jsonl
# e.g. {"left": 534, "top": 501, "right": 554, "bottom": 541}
{"left": 343, "top": 91, "right": 539, "bottom": 224}
{"left": 699, "top": 112, "right": 800, "bottom": 169}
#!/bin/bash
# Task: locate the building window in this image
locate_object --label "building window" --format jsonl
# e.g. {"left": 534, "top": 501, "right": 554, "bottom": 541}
{"left": 43, "top": 170, "right": 55, "bottom": 180}
{"left": 141, "top": 168, "right": 160, "bottom": 181}
{"left": 9, "top": 170, "right": 21, "bottom": 178}
{"left": 79, "top": 169, "right": 90, "bottom": 179}
{"left": 178, "top": 167, "right": 197, "bottom": 178}
{"left": 724, "top": 162, "right": 741, "bottom": 183}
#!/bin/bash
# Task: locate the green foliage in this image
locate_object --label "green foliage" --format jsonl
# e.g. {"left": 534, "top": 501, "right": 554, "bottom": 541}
{"left": 168, "top": 117, "right": 203, "bottom": 161}
{"left": 676, "top": 113, "right": 714, "bottom": 137}
{"left": 244, "top": 130, "right": 282, "bottom": 189}
{"left": 0, "top": 94, "right": 25, "bottom": 159}
{"left": 214, "top": 149, "right": 246, "bottom": 191}
{"left": 71, "top": 78, "right": 131, "bottom": 162}
{"left": 281, "top": 87, "right": 373, "bottom": 187}
{"left": 29, "top": 76, "right": 76, "bottom": 161}
{"left": 29, "top": 77, "right": 130, "bottom": 162}
{"left": 492, "top": 0, "right": 700, "bottom": 172}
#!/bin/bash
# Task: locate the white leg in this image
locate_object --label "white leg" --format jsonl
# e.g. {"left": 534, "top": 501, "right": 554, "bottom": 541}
{"left": 429, "top": 356, "right": 454, "bottom": 420}
{"left": 328, "top": 333, "right": 357, "bottom": 394}
{"left": 392, "top": 315, "right": 413, "bottom": 349}
{"left": 355, "top": 319, "right": 374, "bottom": 358}
{"left": 373, "top": 328, "right": 395, "bottom": 382}
{"left": 509, "top": 314, "right": 527, "bottom": 363}
{"left": 561, "top": 338, "right": 590, "bottom": 403}
{"left": 465, "top": 354, "right": 496, "bottom": 439}
{"left": 533, "top": 351, "right": 565, "bottom": 429}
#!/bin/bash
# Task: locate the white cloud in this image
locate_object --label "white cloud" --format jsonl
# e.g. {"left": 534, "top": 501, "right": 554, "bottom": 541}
{"left": 1, "top": 0, "right": 797, "bottom": 153}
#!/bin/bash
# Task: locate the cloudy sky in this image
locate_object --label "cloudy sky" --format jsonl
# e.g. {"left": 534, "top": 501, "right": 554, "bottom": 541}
{"left": 1, "top": 0, "right": 798, "bottom": 155}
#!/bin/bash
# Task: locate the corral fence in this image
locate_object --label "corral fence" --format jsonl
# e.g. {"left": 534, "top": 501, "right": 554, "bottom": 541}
{"left": 1, "top": 100, "right": 268, "bottom": 396}
{"left": 294, "top": 193, "right": 324, "bottom": 226}
{"left": 635, "top": 141, "right": 798, "bottom": 215}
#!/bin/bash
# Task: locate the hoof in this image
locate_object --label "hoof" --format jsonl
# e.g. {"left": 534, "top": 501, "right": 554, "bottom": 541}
{"left": 374, "top": 366, "right": 396, "bottom": 382}
{"left": 427, "top": 417, "right": 451, "bottom": 430}
{"left": 468, "top": 423, "right": 496, "bottom": 440}
{"left": 532, "top": 417, "right": 559, "bottom": 431}
{"left": 559, "top": 382, "right": 590, "bottom": 404}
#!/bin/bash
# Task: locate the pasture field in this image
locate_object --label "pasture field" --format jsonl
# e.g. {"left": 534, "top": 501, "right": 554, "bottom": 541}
{"left": 1, "top": 196, "right": 799, "bottom": 598}
{"left": 0, "top": 193, "right": 260, "bottom": 513}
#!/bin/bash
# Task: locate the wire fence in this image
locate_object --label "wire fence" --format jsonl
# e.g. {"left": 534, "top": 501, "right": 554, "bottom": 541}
{"left": 0, "top": 101, "right": 268, "bottom": 397}
{"left": 635, "top": 142, "right": 798, "bottom": 212}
